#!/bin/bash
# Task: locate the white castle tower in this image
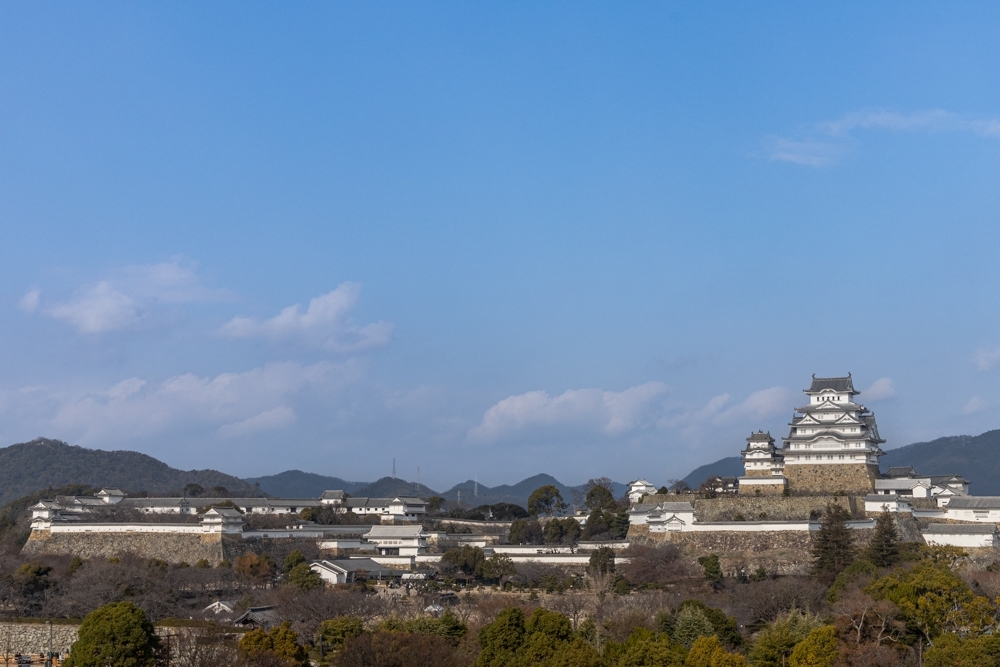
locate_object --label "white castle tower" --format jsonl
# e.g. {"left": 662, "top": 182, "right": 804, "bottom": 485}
{"left": 781, "top": 374, "right": 884, "bottom": 493}
{"left": 738, "top": 431, "right": 787, "bottom": 495}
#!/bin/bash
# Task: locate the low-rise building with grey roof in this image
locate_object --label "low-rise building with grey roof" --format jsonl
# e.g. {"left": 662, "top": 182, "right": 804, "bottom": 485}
{"left": 922, "top": 523, "right": 999, "bottom": 548}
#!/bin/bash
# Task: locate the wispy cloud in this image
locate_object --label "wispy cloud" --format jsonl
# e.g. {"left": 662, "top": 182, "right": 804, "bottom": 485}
{"left": 963, "top": 396, "right": 989, "bottom": 415}
{"left": 661, "top": 386, "right": 794, "bottom": 430}
{"left": 27, "top": 259, "right": 229, "bottom": 334}
{"left": 471, "top": 381, "right": 797, "bottom": 445}
{"left": 49, "top": 361, "right": 349, "bottom": 443}
{"left": 468, "top": 382, "right": 668, "bottom": 443}
{"left": 219, "top": 283, "right": 392, "bottom": 352}
{"left": 974, "top": 346, "right": 1000, "bottom": 371}
{"left": 218, "top": 406, "right": 296, "bottom": 438}
{"left": 18, "top": 289, "right": 40, "bottom": 313}
{"left": 48, "top": 282, "right": 142, "bottom": 334}
{"left": 769, "top": 109, "right": 1000, "bottom": 167}
{"left": 821, "top": 110, "right": 1000, "bottom": 138}
{"left": 767, "top": 138, "right": 850, "bottom": 167}
{"left": 862, "top": 377, "right": 897, "bottom": 402}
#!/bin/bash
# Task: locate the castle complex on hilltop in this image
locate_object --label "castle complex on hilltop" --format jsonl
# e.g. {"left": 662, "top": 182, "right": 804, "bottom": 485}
{"left": 738, "top": 374, "right": 885, "bottom": 495}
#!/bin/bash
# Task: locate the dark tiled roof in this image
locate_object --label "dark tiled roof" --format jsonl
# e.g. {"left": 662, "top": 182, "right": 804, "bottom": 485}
{"left": 865, "top": 494, "right": 904, "bottom": 502}
{"left": 807, "top": 375, "right": 855, "bottom": 393}
{"left": 796, "top": 401, "right": 866, "bottom": 413}
{"left": 327, "top": 558, "right": 395, "bottom": 574}
{"left": 654, "top": 502, "right": 695, "bottom": 512}
{"left": 930, "top": 475, "right": 969, "bottom": 485}
{"left": 123, "top": 497, "right": 323, "bottom": 509}
{"left": 923, "top": 523, "right": 998, "bottom": 535}
{"left": 886, "top": 466, "right": 918, "bottom": 478}
{"left": 947, "top": 497, "right": 1000, "bottom": 510}
{"left": 747, "top": 431, "right": 773, "bottom": 442}
{"left": 233, "top": 606, "right": 280, "bottom": 627}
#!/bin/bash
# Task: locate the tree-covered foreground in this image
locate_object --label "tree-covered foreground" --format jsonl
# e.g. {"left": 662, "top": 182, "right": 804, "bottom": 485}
{"left": 13, "top": 506, "right": 1000, "bottom": 666}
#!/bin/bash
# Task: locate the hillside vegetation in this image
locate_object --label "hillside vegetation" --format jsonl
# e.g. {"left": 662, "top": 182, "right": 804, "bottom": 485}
{"left": 246, "top": 470, "right": 367, "bottom": 497}
{"left": 880, "top": 429, "right": 1000, "bottom": 494}
{"left": 682, "top": 429, "right": 1000, "bottom": 494}
{"left": 0, "top": 438, "right": 254, "bottom": 505}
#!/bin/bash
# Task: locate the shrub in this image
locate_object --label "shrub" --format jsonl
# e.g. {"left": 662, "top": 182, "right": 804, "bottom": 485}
{"left": 62, "top": 602, "right": 158, "bottom": 667}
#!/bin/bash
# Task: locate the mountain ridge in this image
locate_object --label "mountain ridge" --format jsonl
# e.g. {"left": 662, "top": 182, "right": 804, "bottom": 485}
{"left": 0, "top": 438, "right": 255, "bottom": 506}
{"left": 680, "top": 428, "right": 1000, "bottom": 495}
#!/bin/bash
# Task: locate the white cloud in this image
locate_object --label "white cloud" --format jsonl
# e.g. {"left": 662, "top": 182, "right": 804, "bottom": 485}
{"left": 862, "top": 377, "right": 897, "bottom": 401}
{"left": 219, "top": 283, "right": 392, "bottom": 352}
{"left": 50, "top": 361, "right": 349, "bottom": 443}
{"left": 822, "top": 110, "right": 1000, "bottom": 138}
{"left": 974, "top": 346, "right": 1000, "bottom": 371}
{"left": 18, "top": 289, "right": 40, "bottom": 313}
{"left": 721, "top": 386, "right": 795, "bottom": 421}
{"left": 660, "top": 386, "right": 794, "bottom": 431}
{"left": 767, "top": 137, "right": 849, "bottom": 167}
{"left": 468, "top": 382, "right": 668, "bottom": 443}
{"left": 218, "top": 406, "right": 296, "bottom": 438}
{"left": 963, "top": 396, "right": 989, "bottom": 414}
{"left": 120, "top": 260, "right": 232, "bottom": 303}
{"left": 47, "top": 282, "right": 142, "bottom": 334}
{"left": 769, "top": 109, "right": 1000, "bottom": 167}
{"left": 30, "top": 259, "right": 229, "bottom": 334}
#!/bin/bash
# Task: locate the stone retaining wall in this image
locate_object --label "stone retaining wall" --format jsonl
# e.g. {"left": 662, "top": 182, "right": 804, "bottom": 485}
{"left": 630, "top": 522, "right": 877, "bottom": 575}
{"left": 22, "top": 531, "right": 225, "bottom": 565}
{"left": 0, "top": 623, "right": 239, "bottom": 660}
{"left": 221, "top": 535, "right": 320, "bottom": 563}
{"left": 784, "top": 464, "right": 879, "bottom": 494}
{"left": 693, "top": 495, "right": 865, "bottom": 521}
{"left": 0, "top": 623, "right": 79, "bottom": 658}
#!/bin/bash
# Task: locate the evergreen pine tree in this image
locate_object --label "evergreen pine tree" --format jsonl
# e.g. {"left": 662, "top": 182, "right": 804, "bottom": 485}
{"left": 672, "top": 605, "right": 716, "bottom": 648}
{"left": 697, "top": 554, "right": 723, "bottom": 589}
{"left": 811, "top": 503, "right": 855, "bottom": 580}
{"left": 63, "top": 602, "right": 158, "bottom": 667}
{"left": 864, "top": 509, "right": 900, "bottom": 567}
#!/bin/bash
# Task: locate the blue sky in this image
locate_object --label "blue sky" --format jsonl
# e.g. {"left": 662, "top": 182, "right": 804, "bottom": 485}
{"left": 1, "top": 3, "right": 999, "bottom": 490}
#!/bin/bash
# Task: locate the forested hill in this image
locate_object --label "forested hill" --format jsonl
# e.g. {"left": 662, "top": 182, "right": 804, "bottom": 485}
{"left": 245, "top": 470, "right": 367, "bottom": 497}
{"left": 681, "top": 429, "right": 1000, "bottom": 494}
{"left": 0, "top": 438, "right": 254, "bottom": 505}
{"left": 880, "top": 429, "right": 1000, "bottom": 495}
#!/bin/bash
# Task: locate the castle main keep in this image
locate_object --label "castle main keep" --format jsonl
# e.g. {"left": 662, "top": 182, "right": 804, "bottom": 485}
{"left": 739, "top": 374, "right": 884, "bottom": 495}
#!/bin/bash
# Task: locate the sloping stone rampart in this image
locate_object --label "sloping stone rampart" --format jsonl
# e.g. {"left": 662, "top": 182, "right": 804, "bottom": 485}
{"left": 0, "top": 622, "right": 79, "bottom": 658}
{"left": 630, "top": 523, "right": 876, "bottom": 575}
{"left": 0, "top": 623, "right": 240, "bottom": 660}
{"left": 220, "top": 535, "right": 319, "bottom": 564}
{"left": 692, "top": 495, "right": 865, "bottom": 521}
{"left": 22, "top": 530, "right": 225, "bottom": 565}
{"left": 784, "top": 464, "right": 879, "bottom": 494}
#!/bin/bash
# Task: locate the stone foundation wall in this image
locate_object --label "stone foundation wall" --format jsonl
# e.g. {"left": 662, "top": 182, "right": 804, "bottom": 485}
{"left": 693, "top": 495, "right": 864, "bottom": 521}
{"left": 0, "top": 623, "right": 240, "bottom": 660}
{"left": 221, "top": 535, "right": 320, "bottom": 564}
{"left": 784, "top": 464, "right": 878, "bottom": 494}
{"left": 22, "top": 530, "right": 225, "bottom": 565}
{"left": 0, "top": 622, "right": 79, "bottom": 658}
{"left": 737, "top": 482, "right": 786, "bottom": 496}
{"left": 630, "top": 523, "right": 877, "bottom": 575}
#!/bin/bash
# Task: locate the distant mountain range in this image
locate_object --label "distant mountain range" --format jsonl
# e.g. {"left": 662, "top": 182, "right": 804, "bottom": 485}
{"left": 248, "top": 470, "right": 627, "bottom": 509}
{"left": 682, "top": 457, "right": 743, "bottom": 488}
{"left": 0, "top": 438, "right": 255, "bottom": 506}
{"left": 880, "top": 430, "right": 1000, "bottom": 495}
{"left": 680, "top": 429, "right": 1000, "bottom": 496}
{"left": 8, "top": 429, "right": 999, "bottom": 511}
{"left": 244, "top": 470, "right": 368, "bottom": 497}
